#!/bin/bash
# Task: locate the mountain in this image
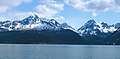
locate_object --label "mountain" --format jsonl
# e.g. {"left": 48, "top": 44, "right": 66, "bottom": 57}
{"left": 77, "top": 19, "right": 120, "bottom": 35}
{"left": 0, "top": 15, "right": 120, "bottom": 45}
{"left": 77, "top": 20, "right": 117, "bottom": 36}
{"left": 77, "top": 20, "right": 120, "bottom": 44}
{"left": 0, "top": 29, "right": 86, "bottom": 44}
{"left": 60, "top": 23, "right": 75, "bottom": 31}
{"left": 0, "top": 14, "right": 74, "bottom": 31}
{"left": 108, "top": 28, "right": 120, "bottom": 45}
{"left": 0, "top": 14, "right": 86, "bottom": 44}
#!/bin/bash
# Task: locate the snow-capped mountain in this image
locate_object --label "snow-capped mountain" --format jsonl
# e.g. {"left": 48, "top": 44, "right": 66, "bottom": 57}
{"left": 77, "top": 20, "right": 118, "bottom": 36}
{"left": 60, "top": 23, "right": 75, "bottom": 31}
{"left": 0, "top": 14, "right": 74, "bottom": 31}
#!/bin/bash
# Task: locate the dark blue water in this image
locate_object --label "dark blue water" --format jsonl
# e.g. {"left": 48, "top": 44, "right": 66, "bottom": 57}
{"left": 0, "top": 44, "right": 120, "bottom": 59}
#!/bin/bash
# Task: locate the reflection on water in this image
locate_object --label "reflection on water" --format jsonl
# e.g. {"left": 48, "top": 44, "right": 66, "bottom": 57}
{"left": 0, "top": 44, "right": 120, "bottom": 59}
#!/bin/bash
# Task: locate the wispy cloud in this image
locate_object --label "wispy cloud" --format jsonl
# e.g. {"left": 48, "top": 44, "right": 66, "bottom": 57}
{"left": 0, "top": 0, "right": 32, "bottom": 13}
{"left": 64, "top": 0, "right": 120, "bottom": 16}
{"left": 0, "top": 0, "right": 33, "bottom": 21}
{"left": 0, "top": 0, "right": 65, "bottom": 21}
{"left": 35, "top": 0, "right": 64, "bottom": 18}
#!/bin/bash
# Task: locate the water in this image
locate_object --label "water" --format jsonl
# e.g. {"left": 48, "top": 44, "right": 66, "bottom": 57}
{"left": 0, "top": 44, "right": 120, "bottom": 59}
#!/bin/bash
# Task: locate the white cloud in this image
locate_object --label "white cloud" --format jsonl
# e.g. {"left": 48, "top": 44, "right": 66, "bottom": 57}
{"left": 35, "top": 5, "right": 57, "bottom": 17}
{"left": 65, "top": 0, "right": 120, "bottom": 16}
{"left": 64, "top": 0, "right": 84, "bottom": 8}
{"left": 0, "top": 0, "right": 32, "bottom": 6}
{"left": 93, "top": 12, "right": 97, "bottom": 17}
{"left": 0, "top": 6, "right": 8, "bottom": 13}
{"left": 35, "top": 0, "right": 64, "bottom": 18}
{"left": 0, "top": 0, "right": 33, "bottom": 21}
{"left": 0, "top": 0, "right": 32, "bottom": 13}
{"left": 0, "top": 0, "right": 64, "bottom": 21}
{"left": 12, "top": 0, "right": 65, "bottom": 20}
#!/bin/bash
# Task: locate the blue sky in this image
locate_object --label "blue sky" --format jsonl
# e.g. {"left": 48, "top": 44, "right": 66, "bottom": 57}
{"left": 0, "top": 0, "right": 120, "bottom": 29}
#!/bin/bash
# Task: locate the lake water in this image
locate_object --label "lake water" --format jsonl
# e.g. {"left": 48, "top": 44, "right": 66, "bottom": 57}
{"left": 0, "top": 44, "right": 120, "bottom": 59}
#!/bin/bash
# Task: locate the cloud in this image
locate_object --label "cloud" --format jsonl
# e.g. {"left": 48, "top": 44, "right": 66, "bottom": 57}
{"left": 114, "top": 0, "right": 120, "bottom": 6}
{"left": 0, "top": 6, "right": 8, "bottom": 13}
{"left": 0, "top": 0, "right": 65, "bottom": 21}
{"left": 92, "top": 12, "right": 97, "bottom": 17}
{"left": 35, "top": 0, "right": 64, "bottom": 18}
{"left": 0, "top": 0, "right": 32, "bottom": 13}
{"left": 14, "top": 0, "right": 65, "bottom": 20}
{"left": 0, "top": 0, "right": 32, "bottom": 6}
{"left": 0, "top": 0, "right": 33, "bottom": 21}
{"left": 64, "top": 0, "right": 120, "bottom": 16}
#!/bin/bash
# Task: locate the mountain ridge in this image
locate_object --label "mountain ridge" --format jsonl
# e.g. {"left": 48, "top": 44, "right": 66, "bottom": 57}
{"left": 0, "top": 15, "right": 120, "bottom": 44}
{"left": 0, "top": 14, "right": 74, "bottom": 31}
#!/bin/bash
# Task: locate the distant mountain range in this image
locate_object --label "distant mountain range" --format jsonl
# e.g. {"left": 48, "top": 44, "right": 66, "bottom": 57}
{"left": 0, "top": 14, "right": 74, "bottom": 31}
{"left": 77, "top": 20, "right": 120, "bottom": 45}
{"left": 0, "top": 14, "right": 120, "bottom": 45}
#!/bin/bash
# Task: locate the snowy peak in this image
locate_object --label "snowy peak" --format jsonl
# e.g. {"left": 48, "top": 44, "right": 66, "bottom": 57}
{"left": 78, "top": 20, "right": 117, "bottom": 36}
{"left": 78, "top": 20, "right": 97, "bottom": 31}
{"left": 60, "top": 23, "right": 75, "bottom": 30}
{"left": 86, "top": 20, "right": 96, "bottom": 25}
{"left": 83, "top": 20, "right": 96, "bottom": 28}
{"left": 0, "top": 14, "right": 74, "bottom": 31}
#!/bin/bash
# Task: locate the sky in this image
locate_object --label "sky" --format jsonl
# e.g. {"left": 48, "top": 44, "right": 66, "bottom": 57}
{"left": 0, "top": 0, "right": 120, "bottom": 29}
